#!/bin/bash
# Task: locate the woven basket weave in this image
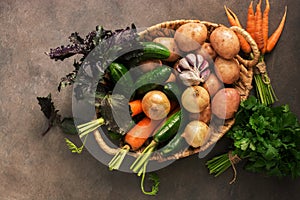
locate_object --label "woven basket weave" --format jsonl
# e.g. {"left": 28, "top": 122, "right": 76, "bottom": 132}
{"left": 93, "top": 20, "right": 260, "bottom": 161}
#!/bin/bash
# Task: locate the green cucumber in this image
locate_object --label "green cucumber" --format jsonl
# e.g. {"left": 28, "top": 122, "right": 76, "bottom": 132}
{"left": 141, "top": 42, "right": 170, "bottom": 60}
{"left": 124, "top": 42, "right": 171, "bottom": 68}
{"left": 153, "top": 110, "right": 182, "bottom": 143}
{"left": 159, "top": 130, "right": 188, "bottom": 156}
{"left": 135, "top": 65, "right": 171, "bottom": 88}
{"left": 133, "top": 83, "right": 163, "bottom": 99}
{"left": 109, "top": 62, "right": 133, "bottom": 85}
{"left": 158, "top": 110, "right": 190, "bottom": 156}
{"left": 108, "top": 62, "right": 134, "bottom": 94}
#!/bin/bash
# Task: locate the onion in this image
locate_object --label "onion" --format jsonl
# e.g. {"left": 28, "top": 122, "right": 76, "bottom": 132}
{"left": 181, "top": 86, "right": 210, "bottom": 113}
{"left": 142, "top": 90, "right": 171, "bottom": 120}
{"left": 182, "top": 120, "right": 210, "bottom": 148}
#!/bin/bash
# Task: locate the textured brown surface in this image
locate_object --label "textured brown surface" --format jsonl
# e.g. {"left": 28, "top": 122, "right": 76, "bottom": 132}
{"left": 0, "top": 0, "right": 299, "bottom": 199}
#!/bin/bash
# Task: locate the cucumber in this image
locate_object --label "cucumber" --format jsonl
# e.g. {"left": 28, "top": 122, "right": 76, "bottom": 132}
{"left": 108, "top": 62, "right": 133, "bottom": 85}
{"left": 122, "top": 42, "right": 171, "bottom": 68}
{"left": 159, "top": 130, "right": 188, "bottom": 156}
{"left": 134, "top": 65, "right": 171, "bottom": 88}
{"left": 133, "top": 83, "right": 163, "bottom": 99}
{"left": 141, "top": 42, "right": 170, "bottom": 60}
{"left": 153, "top": 110, "right": 182, "bottom": 143}
{"left": 108, "top": 62, "right": 133, "bottom": 94}
{"left": 158, "top": 110, "right": 190, "bottom": 156}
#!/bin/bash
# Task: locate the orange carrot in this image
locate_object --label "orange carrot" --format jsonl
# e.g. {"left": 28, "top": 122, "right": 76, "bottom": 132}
{"left": 254, "top": 0, "right": 265, "bottom": 50}
{"left": 224, "top": 6, "right": 242, "bottom": 27}
{"left": 124, "top": 117, "right": 161, "bottom": 151}
{"left": 266, "top": 6, "right": 287, "bottom": 53}
{"left": 261, "top": 0, "right": 270, "bottom": 54}
{"left": 224, "top": 6, "right": 251, "bottom": 53}
{"left": 246, "top": 1, "right": 256, "bottom": 40}
{"left": 129, "top": 99, "right": 143, "bottom": 117}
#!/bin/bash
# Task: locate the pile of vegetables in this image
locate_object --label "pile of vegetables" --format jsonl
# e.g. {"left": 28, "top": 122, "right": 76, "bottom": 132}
{"left": 224, "top": 0, "right": 287, "bottom": 105}
{"left": 39, "top": 21, "right": 248, "bottom": 195}
{"left": 37, "top": 1, "right": 299, "bottom": 196}
{"left": 206, "top": 0, "right": 300, "bottom": 184}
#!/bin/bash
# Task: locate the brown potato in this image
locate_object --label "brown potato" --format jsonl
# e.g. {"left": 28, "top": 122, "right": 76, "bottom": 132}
{"left": 203, "top": 73, "right": 223, "bottom": 96}
{"left": 214, "top": 56, "right": 240, "bottom": 84}
{"left": 211, "top": 88, "right": 240, "bottom": 119}
{"left": 195, "top": 42, "right": 217, "bottom": 60}
{"left": 189, "top": 105, "right": 212, "bottom": 124}
{"left": 210, "top": 27, "right": 240, "bottom": 59}
{"left": 138, "top": 60, "right": 162, "bottom": 72}
{"left": 174, "top": 23, "right": 207, "bottom": 52}
{"left": 153, "top": 37, "right": 180, "bottom": 62}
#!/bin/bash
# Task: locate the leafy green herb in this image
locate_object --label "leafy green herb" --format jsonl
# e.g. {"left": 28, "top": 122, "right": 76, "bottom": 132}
{"left": 64, "top": 137, "right": 87, "bottom": 154}
{"left": 207, "top": 96, "right": 300, "bottom": 179}
{"left": 37, "top": 94, "right": 61, "bottom": 136}
{"left": 60, "top": 118, "right": 78, "bottom": 135}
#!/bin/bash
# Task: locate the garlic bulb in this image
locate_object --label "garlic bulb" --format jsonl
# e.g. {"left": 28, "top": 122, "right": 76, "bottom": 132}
{"left": 174, "top": 53, "right": 211, "bottom": 86}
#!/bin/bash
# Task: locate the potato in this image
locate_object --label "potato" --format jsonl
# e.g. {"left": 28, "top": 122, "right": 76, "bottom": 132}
{"left": 203, "top": 73, "right": 223, "bottom": 96}
{"left": 214, "top": 56, "right": 240, "bottom": 84}
{"left": 211, "top": 88, "right": 240, "bottom": 119}
{"left": 210, "top": 27, "right": 240, "bottom": 59}
{"left": 189, "top": 105, "right": 212, "bottom": 124}
{"left": 174, "top": 23, "right": 207, "bottom": 52}
{"left": 153, "top": 37, "right": 180, "bottom": 62}
{"left": 139, "top": 60, "right": 162, "bottom": 72}
{"left": 194, "top": 42, "right": 217, "bottom": 60}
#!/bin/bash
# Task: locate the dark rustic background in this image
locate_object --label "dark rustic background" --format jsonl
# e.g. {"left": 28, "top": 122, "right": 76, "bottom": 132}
{"left": 0, "top": 0, "right": 299, "bottom": 199}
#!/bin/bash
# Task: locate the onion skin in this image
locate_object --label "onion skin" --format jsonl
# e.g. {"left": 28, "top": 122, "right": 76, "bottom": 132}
{"left": 182, "top": 120, "right": 210, "bottom": 148}
{"left": 211, "top": 88, "right": 241, "bottom": 119}
{"left": 181, "top": 86, "right": 210, "bottom": 113}
{"left": 142, "top": 90, "right": 171, "bottom": 120}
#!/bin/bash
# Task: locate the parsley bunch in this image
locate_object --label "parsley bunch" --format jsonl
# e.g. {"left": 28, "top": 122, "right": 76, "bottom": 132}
{"left": 207, "top": 96, "right": 300, "bottom": 180}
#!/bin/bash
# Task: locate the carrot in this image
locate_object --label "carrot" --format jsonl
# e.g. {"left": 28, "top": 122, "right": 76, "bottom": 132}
{"left": 261, "top": 0, "right": 270, "bottom": 54}
{"left": 129, "top": 99, "right": 143, "bottom": 117}
{"left": 254, "top": 0, "right": 265, "bottom": 50}
{"left": 224, "top": 6, "right": 241, "bottom": 27}
{"left": 224, "top": 6, "right": 251, "bottom": 53}
{"left": 266, "top": 6, "right": 287, "bottom": 53}
{"left": 124, "top": 117, "right": 161, "bottom": 151}
{"left": 108, "top": 117, "right": 161, "bottom": 171}
{"left": 246, "top": 1, "right": 256, "bottom": 41}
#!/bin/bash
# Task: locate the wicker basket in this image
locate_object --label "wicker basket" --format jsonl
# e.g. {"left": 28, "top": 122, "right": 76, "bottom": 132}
{"left": 93, "top": 20, "right": 260, "bottom": 161}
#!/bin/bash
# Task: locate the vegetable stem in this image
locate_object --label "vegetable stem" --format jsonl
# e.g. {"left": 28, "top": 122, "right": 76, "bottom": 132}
{"left": 130, "top": 140, "right": 157, "bottom": 174}
{"left": 140, "top": 164, "right": 159, "bottom": 195}
{"left": 253, "top": 57, "right": 278, "bottom": 105}
{"left": 206, "top": 153, "right": 232, "bottom": 177}
{"left": 108, "top": 145, "right": 130, "bottom": 171}
{"left": 77, "top": 118, "right": 105, "bottom": 138}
